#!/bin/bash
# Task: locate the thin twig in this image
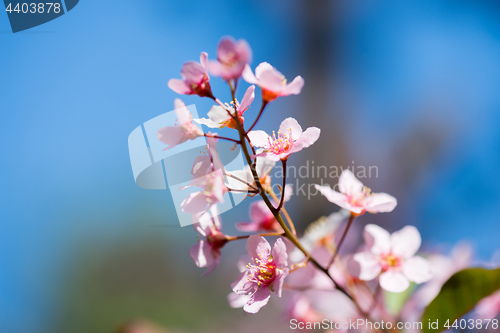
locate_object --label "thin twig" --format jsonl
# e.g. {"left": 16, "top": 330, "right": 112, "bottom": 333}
{"left": 246, "top": 100, "right": 268, "bottom": 133}
{"left": 327, "top": 213, "right": 356, "bottom": 269}
{"left": 204, "top": 134, "right": 240, "bottom": 144}
{"left": 277, "top": 159, "right": 287, "bottom": 211}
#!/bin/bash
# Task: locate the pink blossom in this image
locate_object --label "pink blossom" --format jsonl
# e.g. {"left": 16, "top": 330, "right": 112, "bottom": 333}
{"left": 207, "top": 37, "right": 252, "bottom": 80}
{"left": 168, "top": 52, "right": 213, "bottom": 98}
{"left": 315, "top": 170, "right": 397, "bottom": 215}
{"left": 247, "top": 118, "right": 320, "bottom": 161}
{"left": 243, "top": 62, "right": 304, "bottom": 102}
{"left": 286, "top": 295, "right": 322, "bottom": 328}
{"left": 225, "top": 155, "right": 275, "bottom": 192}
{"left": 195, "top": 85, "right": 255, "bottom": 129}
{"left": 157, "top": 99, "right": 204, "bottom": 150}
{"left": 231, "top": 235, "right": 289, "bottom": 313}
{"left": 181, "top": 135, "right": 227, "bottom": 215}
{"left": 189, "top": 206, "right": 227, "bottom": 276}
{"left": 352, "top": 224, "right": 432, "bottom": 293}
{"left": 475, "top": 290, "right": 500, "bottom": 319}
{"left": 236, "top": 185, "right": 292, "bottom": 233}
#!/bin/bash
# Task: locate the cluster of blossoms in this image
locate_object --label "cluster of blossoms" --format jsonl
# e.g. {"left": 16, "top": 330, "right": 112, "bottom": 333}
{"left": 157, "top": 36, "right": 500, "bottom": 330}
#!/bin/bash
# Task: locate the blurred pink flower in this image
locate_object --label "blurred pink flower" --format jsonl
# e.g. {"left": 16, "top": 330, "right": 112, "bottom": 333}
{"left": 157, "top": 99, "right": 204, "bottom": 150}
{"left": 168, "top": 52, "right": 213, "bottom": 97}
{"left": 231, "top": 235, "right": 289, "bottom": 313}
{"left": 286, "top": 295, "right": 322, "bottom": 328}
{"left": 475, "top": 290, "right": 500, "bottom": 319}
{"left": 189, "top": 206, "right": 227, "bottom": 276}
{"left": 195, "top": 85, "right": 255, "bottom": 129}
{"left": 236, "top": 185, "right": 292, "bottom": 233}
{"left": 243, "top": 62, "right": 304, "bottom": 102}
{"left": 181, "top": 135, "right": 227, "bottom": 215}
{"left": 315, "top": 170, "right": 397, "bottom": 215}
{"left": 352, "top": 224, "right": 432, "bottom": 293}
{"left": 247, "top": 118, "right": 320, "bottom": 161}
{"left": 207, "top": 37, "right": 252, "bottom": 80}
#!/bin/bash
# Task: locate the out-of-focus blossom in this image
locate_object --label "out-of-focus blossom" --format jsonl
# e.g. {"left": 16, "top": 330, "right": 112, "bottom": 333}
{"left": 286, "top": 295, "right": 322, "bottom": 329}
{"left": 236, "top": 185, "right": 292, "bottom": 233}
{"left": 225, "top": 154, "right": 275, "bottom": 192}
{"left": 475, "top": 290, "right": 500, "bottom": 319}
{"left": 168, "top": 52, "right": 213, "bottom": 98}
{"left": 352, "top": 224, "right": 432, "bottom": 293}
{"left": 243, "top": 62, "right": 304, "bottom": 102}
{"left": 181, "top": 135, "right": 227, "bottom": 215}
{"left": 315, "top": 170, "right": 397, "bottom": 215}
{"left": 207, "top": 37, "right": 252, "bottom": 80}
{"left": 195, "top": 85, "right": 255, "bottom": 129}
{"left": 248, "top": 118, "right": 320, "bottom": 161}
{"left": 231, "top": 235, "right": 289, "bottom": 313}
{"left": 189, "top": 205, "right": 227, "bottom": 276}
{"left": 157, "top": 99, "right": 204, "bottom": 150}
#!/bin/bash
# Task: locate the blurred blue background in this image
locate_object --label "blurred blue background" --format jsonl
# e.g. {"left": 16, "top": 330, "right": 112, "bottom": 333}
{"left": 1, "top": 0, "right": 500, "bottom": 332}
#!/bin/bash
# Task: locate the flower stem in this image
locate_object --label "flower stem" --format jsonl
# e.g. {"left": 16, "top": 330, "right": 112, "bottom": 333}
{"left": 327, "top": 213, "right": 356, "bottom": 269}
{"left": 227, "top": 232, "right": 285, "bottom": 241}
{"left": 246, "top": 100, "right": 268, "bottom": 134}
{"left": 204, "top": 134, "right": 240, "bottom": 144}
{"left": 224, "top": 172, "right": 259, "bottom": 192}
{"left": 277, "top": 159, "right": 287, "bottom": 211}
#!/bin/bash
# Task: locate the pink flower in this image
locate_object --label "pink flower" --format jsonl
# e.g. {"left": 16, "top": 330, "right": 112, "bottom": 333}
{"left": 231, "top": 235, "right": 289, "bottom": 313}
{"left": 352, "top": 224, "right": 432, "bottom": 293}
{"left": 168, "top": 52, "right": 213, "bottom": 98}
{"left": 315, "top": 170, "right": 397, "bottom": 215}
{"left": 189, "top": 206, "right": 227, "bottom": 276}
{"left": 286, "top": 295, "right": 322, "bottom": 327}
{"left": 207, "top": 37, "right": 252, "bottom": 80}
{"left": 225, "top": 155, "right": 275, "bottom": 192}
{"left": 157, "top": 99, "right": 204, "bottom": 150}
{"left": 181, "top": 135, "right": 227, "bottom": 215}
{"left": 236, "top": 185, "right": 292, "bottom": 233}
{"left": 195, "top": 85, "right": 255, "bottom": 129}
{"left": 475, "top": 290, "right": 500, "bottom": 319}
{"left": 247, "top": 118, "right": 320, "bottom": 161}
{"left": 243, "top": 62, "right": 304, "bottom": 102}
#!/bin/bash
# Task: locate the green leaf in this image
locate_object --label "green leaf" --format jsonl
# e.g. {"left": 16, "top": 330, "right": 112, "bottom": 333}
{"left": 421, "top": 267, "right": 500, "bottom": 333}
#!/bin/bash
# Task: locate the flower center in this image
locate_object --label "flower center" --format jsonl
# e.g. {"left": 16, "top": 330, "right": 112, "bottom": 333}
{"left": 267, "top": 129, "right": 294, "bottom": 156}
{"left": 379, "top": 253, "right": 402, "bottom": 271}
{"left": 247, "top": 254, "right": 277, "bottom": 287}
{"left": 346, "top": 186, "right": 373, "bottom": 208}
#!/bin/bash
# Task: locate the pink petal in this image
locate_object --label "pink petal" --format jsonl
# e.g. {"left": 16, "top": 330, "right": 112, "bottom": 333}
{"left": 231, "top": 270, "right": 257, "bottom": 295}
{"left": 239, "top": 85, "right": 255, "bottom": 113}
{"left": 353, "top": 252, "right": 382, "bottom": 281}
{"left": 258, "top": 65, "right": 284, "bottom": 92}
{"left": 314, "top": 185, "right": 362, "bottom": 213}
{"left": 236, "top": 222, "right": 261, "bottom": 232}
{"left": 217, "top": 37, "right": 237, "bottom": 59}
{"left": 168, "top": 78, "right": 191, "bottom": 94}
{"left": 174, "top": 98, "right": 187, "bottom": 110}
{"left": 338, "top": 169, "right": 364, "bottom": 195}
{"left": 180, "top": 61, "right": 206, "bottom": 83}
{"left": 180, "top": 192, "right": 207, "bottom": 214}
{"left": 157, "top": 126, "right": 183, "bottom": 149}
{"left": 247, "top": 235, "right": 271, "bottom": 261}
{"left": 249, "top": 201, "right": 272, "bottom": 224}
{"left": 364, "top": 224, "right": 391, "bottom": 256}
{"left": 273, "top": 268, "right": 289, "bottom": 297}
{"left": 391, "top": 226, "right": 421, "bottom": 259}
{"left": 272, "top": 238, "right": 288, "bottom": 269}
{"left": 379, "top": 271, "right": 410, "bottom": 293}
{"left": 202, "top": 251, "right": 221, "bottom": 277}
{"left": 243, "top": 287, "right": 271, "bottom": 314}
{"left": 228, "top": 293, "right": 251, "bottom": 308}
{"left": 255, "top": 62, "right": 275, "bottom": 80}
{"left": 364, "top": 192, "right": 397, "bottom": 213}
{"left": 247, "top": 130, "right": 270, "bottom": 148}
{"left": 199, "top": 52, "right": 208, "bottom": 69}
{"left": 257, "top": 152, "right": 281, "bottom": 162}
{"left": 189, "top": 240, "right": 213, "bottom": 268}
{"left": 402, "top": 256, "right": 432, "bottom": 284}
{"left": 175, "top": 106, "right": 191, "bottom": 126}
{"left": 279, "top": 117, "right": 303, "bottom": 139}
{"left": 242, "top": 64, "right": 258, "bottom": 84}
{"left": 282, "top": 75, "right": 305, "bottom": 95}
{"left": 235, "top": 38, "right": 252, "bottom": 64}
{"left": 206, "top": 60, "right": 225, "bottom": 77}
{"left": 292, "top": 127, "right": 320, "bottom": 151}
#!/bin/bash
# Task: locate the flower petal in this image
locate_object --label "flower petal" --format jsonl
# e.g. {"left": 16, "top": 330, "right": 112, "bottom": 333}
{"left": 314, "top": 185, "right": 362, "bottom": 214}
{"left": 255, "top": 62, "right": 275, "bottom": 80}
{"left": 231, "top": 270, "right": 257, "bottom": 295}
{"left": 391, "top": 226, "right": 421, "bottom": 259}
{"left": 189, "top": 240, "right": 213, "bottom": 269}
{"left": 249, "top": 201, "right": 272, "bottom": 224}
{"left": 283, "top": 75, "right": 304, "bottom": 95}
{"left": 247, "top": 130, "right": 270, "bottom": 148}
{"left": 199, "top": 52, "right": 208, "bottom": 69}
{"left": 353, "top": 252, "right": 382, "bottom": 281}
{"left": 379, "top": 271, "right": 410, "bottom": 293}
{"left": 364, "top": 192, "right": 397, "bottom": 213}
{"left": 273, "top": 268, "right": 289, "bottom": 297}
{"left": 180, "top": 192, "right": 207, "bottom": 214}
{"left": 402, "top": 256, "right": 432, "bottom": 284}
{"left": 180, "top": 61, "right": 206, "bottom": 83}
{"left": 272, "top": 238, "right": 288, "bottom": 269}
{"left": 243, "top": 287, "right": 272, "bottom": 314}
{"left": 292, "top": 127, "right": 320, "bottom": 151}
{"left": 228, "top": 292, "right": 251, "bottom": 308}
{"left": 247, "top": 235, "right": 271, "bottom": 261}
{"left": 168, "top": 78, "right": 191, "bottom": 95}
{"left": 364, "top": 224, "right": 391, "bottom": 256}
{"left": 338, "top": 169, "right": 364, "bottom": 195}
{"left": 239, "top": 85, "right": 255, "bottom": 113}
{"left": 242, "top": 64, "right": 258, "bottom": 84}
{"left": 279, "top": 117, "right": 303, "bottom": 140}
{"left": 202, "top": 251, "right": 221, "bottom": 277}
{"left": 157, "top": 126, "right": 183, "bottom": 149}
